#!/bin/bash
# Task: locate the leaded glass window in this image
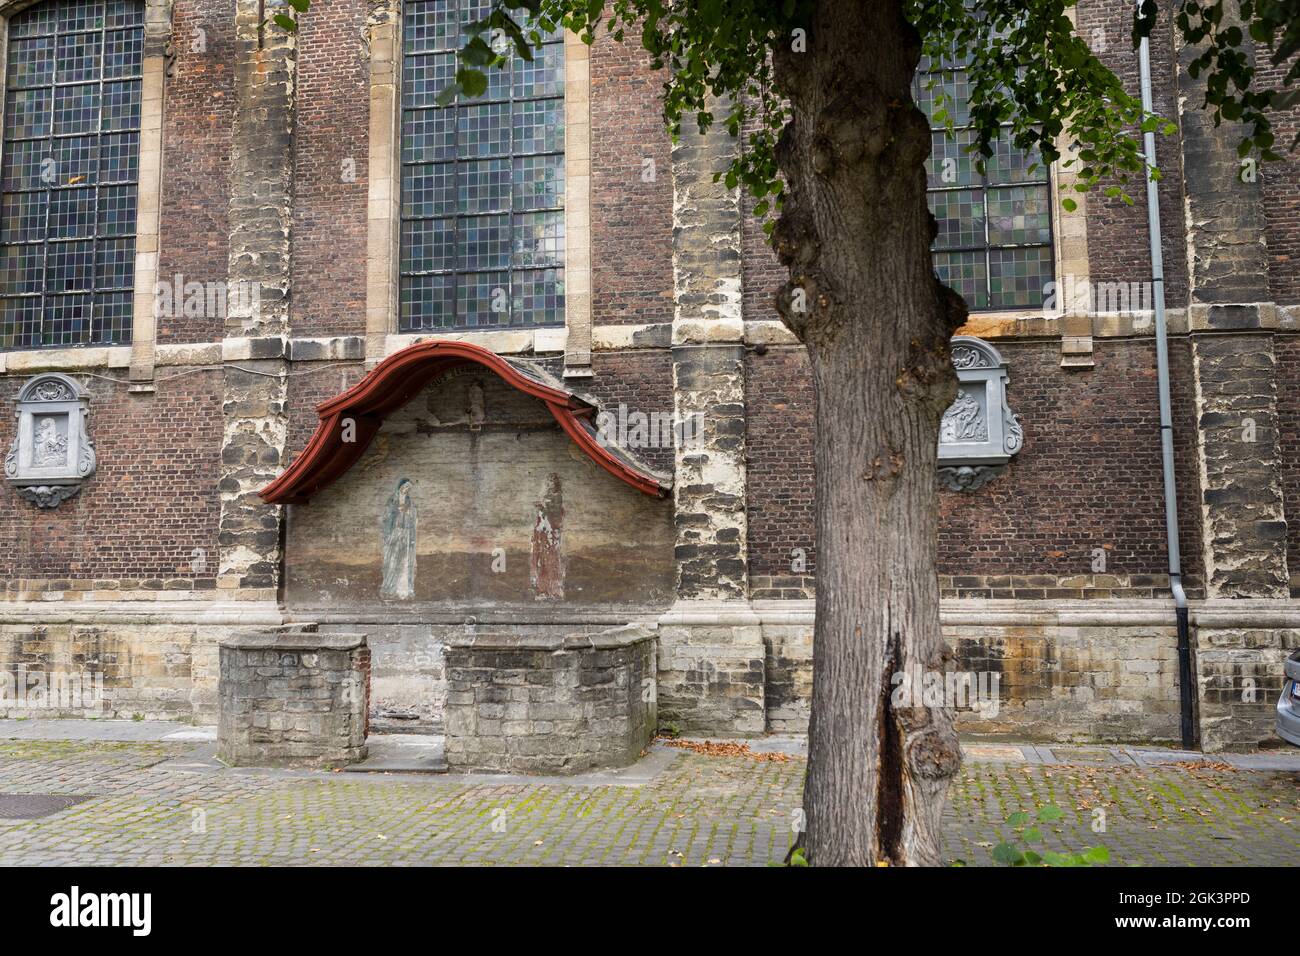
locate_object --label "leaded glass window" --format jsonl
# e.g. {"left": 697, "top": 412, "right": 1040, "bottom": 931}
{"left": 917, "top": 59, "right": 1054, "bottom": 311}
{"left": 0, "top": 0, "right": 143, "bottom": 349}
{"left": 400, "top": 0, "right": 565, "bottom": 331}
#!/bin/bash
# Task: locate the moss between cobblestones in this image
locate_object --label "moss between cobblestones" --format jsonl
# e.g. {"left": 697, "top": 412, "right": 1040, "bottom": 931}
{"left": 0, "top": 741, "right": 1295, "bottom": 865}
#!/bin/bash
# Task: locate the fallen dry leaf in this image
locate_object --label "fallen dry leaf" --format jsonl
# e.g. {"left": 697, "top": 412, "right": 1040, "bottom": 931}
{"left": 660, "top": 738, "right": 792, "bottom": 762}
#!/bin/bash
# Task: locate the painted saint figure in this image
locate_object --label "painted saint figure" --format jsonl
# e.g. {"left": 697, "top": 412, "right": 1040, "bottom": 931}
{"left": 380, "top": 478, "right": 418, "bottom": 600}
{"left": 33, "top": 417, "right": 67, "bottom": 467}
{"left": 530, "top": 473, "right": 565, "bottom": 600}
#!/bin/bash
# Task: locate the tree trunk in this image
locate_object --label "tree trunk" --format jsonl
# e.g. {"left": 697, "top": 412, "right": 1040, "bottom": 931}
{"left": 771, "top": 0, "right": 967, "bottom": 866}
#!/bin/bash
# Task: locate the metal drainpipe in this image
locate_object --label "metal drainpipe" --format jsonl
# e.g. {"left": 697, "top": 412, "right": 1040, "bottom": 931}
{"left": 1138, "top": 19, "right": 1196, "bottom": 750}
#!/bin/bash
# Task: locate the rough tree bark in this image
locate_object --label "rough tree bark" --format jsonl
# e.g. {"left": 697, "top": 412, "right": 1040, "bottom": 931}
{"left": 771, "top": 0, "right": 966, "bottom": 866}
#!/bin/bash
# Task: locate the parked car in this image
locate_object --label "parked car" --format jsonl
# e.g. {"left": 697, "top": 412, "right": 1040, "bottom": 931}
{"left": 1278, "top": 650, "right": 1300, "bottom": 745}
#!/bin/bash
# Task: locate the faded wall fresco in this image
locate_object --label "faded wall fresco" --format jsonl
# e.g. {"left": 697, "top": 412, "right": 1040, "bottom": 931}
{"left": 284, "top": 371, "right": 675, "bottom": 610}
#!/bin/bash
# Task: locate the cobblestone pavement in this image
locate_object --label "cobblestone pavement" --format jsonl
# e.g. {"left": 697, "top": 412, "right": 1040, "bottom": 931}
{"left": 0, "top": 731, "right": 1295, "bottom": 866}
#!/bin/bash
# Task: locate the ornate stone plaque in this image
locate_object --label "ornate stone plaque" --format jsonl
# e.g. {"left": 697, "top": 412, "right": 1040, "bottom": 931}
{"left": 938, "top": 337, "right": 1022, "bottom": 491}
{"left": 5, "top": 373, "right": 96, "bottom": 508}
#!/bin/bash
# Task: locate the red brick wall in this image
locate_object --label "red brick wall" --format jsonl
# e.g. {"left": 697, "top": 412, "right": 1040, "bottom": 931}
{"left": 290, "top": 0, "right": 369, "bottom": 337}
{"left": 156, "top": 0, "right": 236, "bottom": 345}
{"left": 936, "top": 338, "right": 1202, "bottom": 587}
{"left": 584, "top": 348, "right": 675, "bottom": 475}
{"left": 286, "top": 363, "right": 368, "bottom": 467}
{"left": 589, "top": 35, "right": 674, "bottom": 326}
{"left": 1275, "top": 337, "right": 1300, "bottom": 587}
{"left": 741, "top": 338, "right": 1205, "bottom": 590}
{"left": 744, "top": 346, "right": 815, "bottom": 579}
{"left": 0, "top": 370, "right": 222, "bottom": 582}
{"left": 1257, "top": 58, "right": 1300, "bottom": 304}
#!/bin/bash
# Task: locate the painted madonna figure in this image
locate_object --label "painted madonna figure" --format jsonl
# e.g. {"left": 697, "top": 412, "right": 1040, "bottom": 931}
{"left": 380, "top": 478, "right": 418, "bottom": 600}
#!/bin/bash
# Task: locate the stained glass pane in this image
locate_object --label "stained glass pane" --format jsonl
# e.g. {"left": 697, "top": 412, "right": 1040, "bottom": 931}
{"left": 1, "top": 0, "right": 143, "bottom": 349}
{"left": 97, "top": 183, "right": 136, "bottom": 235}
{"left": 8, "top": 37, "right": 55, "bottom": 88}
{"left": 934, "top": 251, "right": 988, "bottom": 310}
{"left": 919, "top": 54, "right": 1053, "bottom": 311}
{"left": 458, "top": 158, "right": 511, "bottom": 214}
{"left": 402, "top": 163, "right": 455, "bottom": 218}
{"left": 512, "top": 268, "right": 563, "bottom": 325}
{"left": 48, "top": 188, "right": 96, "bottom": 238}
{"left": 6, "top": 88, "right": 53, "bottom": 140}
{"left": 987, "top": 132, "right": 1046, "bottom": 185}
{"left": 103, "top": 28, "right": 143, "bottom": 79}
{"left": 1, "top": 244, "right": 46, "bottom": 294}
{"left": 2, "top": 192, "right": 48, "bottom": 243}
{"left": 457, "top": 214, "right": 510, "bottom": 271}
{"left": 401, "top": 274, "right": 456, "bottom": 328}
{"left": 402, "top": 108, "right": 456, "bottom": 163}
{"left": 404, "top": 1, "right": 457, "bottom": 53}
{"left": 403, "top": 52, "right": 456, "bottom": 109}
{"left": 457, "top": 102, "right": 511, "bottom": 158}
{"left": 930, "top": 189, "right": 985, "bottom": 250}
{"left": 57, "top": 31, "right": 103, "bottom": 83}
{"left": 456, "top": 270, "right": 510, "bottom": 326}
{"left": 513, "top": 154, "right": 564, "bottom": 211}
{"left": 513, "top": 42, "right": 563, "bottom": 99}
{"left": 989, "top": 246, "right": 1053, "bottom": 309}
{"left": 400, "top": 218, "right": 455, "bottom": 273}
{"left": 512, "top": 211, "right": 563, "bottom": 268}
{"left": 512, "top": 98, "right": 562, "bottom": 154}
{"left": 986, "top": 185, "right": 1051, "bottom": 246}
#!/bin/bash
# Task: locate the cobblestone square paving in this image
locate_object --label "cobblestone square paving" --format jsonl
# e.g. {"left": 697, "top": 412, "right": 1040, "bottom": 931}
{"left": 0, "top": 730, "right": 1295, "bottom": 866}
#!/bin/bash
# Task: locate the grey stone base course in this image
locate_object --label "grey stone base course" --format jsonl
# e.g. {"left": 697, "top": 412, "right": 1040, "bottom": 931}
{"left": 655, "top": 600, "right": 766, "bottom": 737}
{"left": 218, "top": 628, "right": 371, "bottom": 769}
{"left": 444, "top": 623, "right": 656, "bottom": 775}
{"left": 3, "top": 597, "right": 1299, "bottom": 752}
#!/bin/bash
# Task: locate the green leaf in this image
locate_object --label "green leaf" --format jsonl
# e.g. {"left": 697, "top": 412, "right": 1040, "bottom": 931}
{"left": 434, "top": 83, "right": 459, "bottom": 107}
{"left": 1062, "top": 197, "right": 1078, "bottom": 212}
{"left": 286, "top": 0, "right": 310, "bottom": 11}
{"left": 789, "top": 847, "right": 809, "bottom": 867}
{"left": 1023, "top": 827, "right": 1043, "bottom": 843}
{"left": 272, "top": 13, "right": 296, "bottom": 31}
{"left": 1022, "top": 850, "right": 1042, "bottom": 866}
{"left": 1005, "top": 811, "right": 1030, "bottom": 827}
{"left": 1082, "top": 846, "right": 1111, "bottom": 864}
{"left": 1043, "top": 850, "right": 1072, "bottom": 867}
{"left": 992, "top": 842, "right": 1024, "bottom": 865}
{"left": 457, "top": 68, "right": 488, "bottom": 98}
{"left": 1037, "top": 805, "right": 1064, "bottom": 822}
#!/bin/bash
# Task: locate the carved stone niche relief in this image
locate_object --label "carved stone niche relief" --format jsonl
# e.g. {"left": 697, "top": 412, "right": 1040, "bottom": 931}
{"left": 937, "top": 336, "right": 1023, "bottom": 492}
{"left": 5, "top": 374, "right": 97, "bottom": 508}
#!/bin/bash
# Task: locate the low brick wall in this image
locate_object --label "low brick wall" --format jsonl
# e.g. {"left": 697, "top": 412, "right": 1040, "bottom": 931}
{"left": 218, "top": 629, "right": 370, "bottom": 769}
{"left": 444, "top": 624, "right": 655, "bottom": 774}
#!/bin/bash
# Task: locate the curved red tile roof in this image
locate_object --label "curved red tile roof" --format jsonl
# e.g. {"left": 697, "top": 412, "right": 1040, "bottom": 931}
{"left": 259, "top": 339, "right": 671, "bottom": 504}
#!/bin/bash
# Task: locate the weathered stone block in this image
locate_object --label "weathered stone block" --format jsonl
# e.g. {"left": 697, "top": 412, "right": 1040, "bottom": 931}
{"left": 218, "top": 629, "right": 369, "bottom": 769}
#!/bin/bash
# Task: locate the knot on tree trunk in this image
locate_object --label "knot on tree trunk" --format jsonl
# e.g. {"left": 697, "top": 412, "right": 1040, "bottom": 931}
{"left": 895, "top": 336, "right": 959, "bottom": 418}
{"left": 896, "top": 707, "right": 963, "bottom": 782}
